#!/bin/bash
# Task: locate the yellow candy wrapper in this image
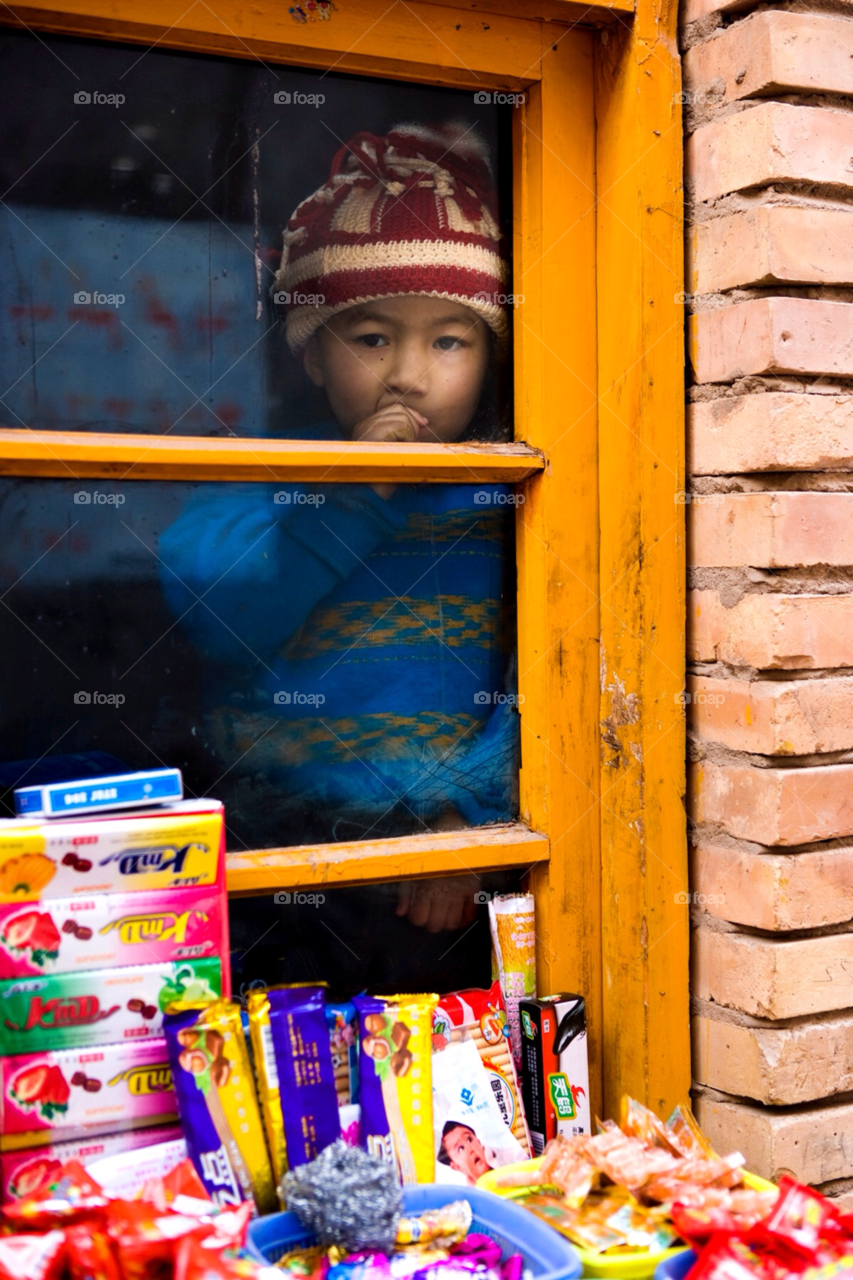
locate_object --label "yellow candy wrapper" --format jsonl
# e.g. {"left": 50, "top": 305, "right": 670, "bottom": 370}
{"left": 489, "top": 894, "right": 536, "bottom": 1069}
{"left": 355, "top": 993, "right": 438, "bottom": 1184}
{"left": 164, "top": 999, "right": 277, "bottom": 1213}
{"left": 247, "top": 989, "right": 288, "bottom": 1191}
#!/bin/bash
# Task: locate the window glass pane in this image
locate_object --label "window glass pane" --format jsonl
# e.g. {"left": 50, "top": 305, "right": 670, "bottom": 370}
{"left": 0, "top": 477, "right": 519, "bottom": 850}
{"left": 232, "top": 870, "right": 528, "bottom": 999}
{"left": 1, "top": 31, "right": 513, "bottom": 441}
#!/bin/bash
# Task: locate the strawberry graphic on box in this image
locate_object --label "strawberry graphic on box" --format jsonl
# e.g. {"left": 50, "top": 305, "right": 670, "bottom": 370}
{"left": 7, "top": 1154, "right": 61, "bottom": 1200}
{"left": 1, "top": 910, "right": 61, "bottom": 969}
{"left": 9, "top": 1063, "right": 70, "bottom": 1122}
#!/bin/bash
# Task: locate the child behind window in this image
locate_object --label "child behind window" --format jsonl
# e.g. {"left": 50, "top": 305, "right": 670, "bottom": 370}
{"left": 158, "top": 124, "right": 520, "bottom": 987}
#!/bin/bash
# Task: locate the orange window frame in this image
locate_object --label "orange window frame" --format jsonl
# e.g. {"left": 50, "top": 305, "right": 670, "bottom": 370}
{"left": 0, "top": 0, "right": 689, "bottom": 1121}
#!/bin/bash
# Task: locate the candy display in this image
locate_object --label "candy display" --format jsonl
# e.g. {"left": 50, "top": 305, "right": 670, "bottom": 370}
{"left": 433, "top": 982, "right": 529, "bottom": 1157}
{"left": 488, "top": 896, "right": 535, "bottom": 1070}
{"left": 480, "top": 1095, "right": 779, "bottom": 1264}
{"left": 519, "top": 995, "right": 590, "bottom": 1151}
{"left": 163, "top": 1000, "right": 278, "bottom": 1215}
{"left": 672, "top": 1175, "right": 853, "bottom": 1277}
{"left": 0, "top": 883, "right": 224, "bottom": 978}
{"left": 0, "top": 802, "right": 224, "bottom": 902}
{"left": 355, "top": 993, "right": 438, "bottom": 1186}
{"left": 1, "top": 1123, "right": 183, "bottom": 1202}
{"left": 268, "top": 985, "right": 341, "bottom": 1170}
{"left": 0, "top": 958, "right": 222, "bottom": 1053}
{"left": 0, "top": 1154, "right": 280, "bottom": 1280}
{"left": 0, "top": 1037, "right": 175, "bottom": 1139}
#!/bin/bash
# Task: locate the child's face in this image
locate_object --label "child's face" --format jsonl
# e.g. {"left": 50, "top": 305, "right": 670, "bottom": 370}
{"left": 303, "top": 295, "right": 491, "bottom": 444}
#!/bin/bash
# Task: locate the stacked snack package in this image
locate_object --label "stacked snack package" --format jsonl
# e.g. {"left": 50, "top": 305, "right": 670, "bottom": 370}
{"left": 0, "top": 799, "right": 227, "bottom": 1202}
{"left": 433, "top": 981, "right": 530, "bottom": 1161}
{"left": 488, "top": 895, "right": 536, "bottom": 1071}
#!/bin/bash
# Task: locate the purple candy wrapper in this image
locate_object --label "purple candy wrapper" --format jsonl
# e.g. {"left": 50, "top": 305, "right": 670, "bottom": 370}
{"left": 269, "top": 984, "right": 340, "bottom": 1167}
{"left": 163, "top": 1001, "right": 277, "bottom": 1214}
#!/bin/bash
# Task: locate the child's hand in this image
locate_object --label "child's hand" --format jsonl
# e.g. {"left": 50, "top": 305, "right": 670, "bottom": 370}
{"left": 352, "top": 404, "right": 430, "bottom": 499}
{"left": 395, "top": 874, "right": 480, "bottom": 934}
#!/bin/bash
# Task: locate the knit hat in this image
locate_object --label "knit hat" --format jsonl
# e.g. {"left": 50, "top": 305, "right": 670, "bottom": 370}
{"left": 274, "top": 123, "right": 509, "bottom": 354}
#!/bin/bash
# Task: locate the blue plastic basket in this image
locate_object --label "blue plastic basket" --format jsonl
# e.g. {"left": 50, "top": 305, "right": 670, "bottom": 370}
{"left": 653, "top": 1251, "right": 696, "bottom": 1280}
{"left": 246, "top": 1184, "right": 582, "bottom": 1280}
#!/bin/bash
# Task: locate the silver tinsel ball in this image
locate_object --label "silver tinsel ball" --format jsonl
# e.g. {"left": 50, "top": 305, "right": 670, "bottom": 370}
{"left": 282, "top": 1141, "right": 404, "bottom": 1254}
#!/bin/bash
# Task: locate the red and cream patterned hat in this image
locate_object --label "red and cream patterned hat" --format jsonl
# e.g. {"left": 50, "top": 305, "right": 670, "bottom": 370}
{"left": 274, "top": 123, "right": 509, "bottom": 354}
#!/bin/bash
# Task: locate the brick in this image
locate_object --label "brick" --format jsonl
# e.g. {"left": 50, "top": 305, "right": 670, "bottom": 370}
{"left": 685, "top": 12, "right": 853, "bottom": 106}
{"left": 690, "top": 298, "right": 853, "bottom": 384}
{"left": 693, "top": 1010, "right": 853, "bottom": 1104}
{"left": 689, "top": 673, "right": 853, "bottom": 754}
{"left": 682, "top": 0, "right": 754, "bottom": 28}
{"left": 689, "top": 493, "right": 853, "bottom": 568}
{"left": 691, "top": 207, "right": 853, "bottom": 295}
{"left": 690, "top": 589, "right": 853, "bottom": 670}
{"left": 691, "top": 841, "right": 853, "bottom": 929}
{"left": 688, "top": 103, "right": 853, "bottom": 204}
{"left": 825, "top": 1189, "right": 853, "bottom": 1212}
{"left": 688, "top": 394, "right": 853, "bottom": 475}
{"left": 693, "top": 926, "right": 853, "bottom": 1018}
{"left": 695, "top": 1092, "right": 853, "bottom": 1184}
{"left": 691, "top": 761, "right": 853, "bottom": 844}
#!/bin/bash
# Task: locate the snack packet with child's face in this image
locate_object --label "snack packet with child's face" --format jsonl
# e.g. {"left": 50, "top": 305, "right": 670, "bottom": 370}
{"left": 434, "top": 981, "right": 529, "bottom": 1156}
{"left": 355, "top": 994, "right": 437, "bottom": 1185}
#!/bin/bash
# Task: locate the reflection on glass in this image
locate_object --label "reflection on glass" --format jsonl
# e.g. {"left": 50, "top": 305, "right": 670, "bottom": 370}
{"left": 0, "top": 31, "right": 512, "bottom": 439}
{"left": 0, "top": 478, "right": 519, "bottom": 850}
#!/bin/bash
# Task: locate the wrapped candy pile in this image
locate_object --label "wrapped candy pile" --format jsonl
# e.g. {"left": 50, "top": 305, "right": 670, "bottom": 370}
{"left": 492, "top": 1097, "right": 779, "bottom": 1256}
{"left": 674, "top": 1175, "right": 853, "bottom": 1278}
{"left": 275, "top": 1145, "right": 525, "bottom": 1280}
{"left": 0, "top": 1155, "right": 278, "bottom": 1279}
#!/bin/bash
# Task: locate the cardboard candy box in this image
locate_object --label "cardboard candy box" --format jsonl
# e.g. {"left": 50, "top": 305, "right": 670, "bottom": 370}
{"left": 519, "top": 994, "right": 591, "bottom": 1154}
{"left": 0, "top": 958, "right": 222, "bottom": 1054}
{"left": 0, "top": 1122, "right": 183, "bottom": 1201}
{"left": 0, "top": 1038, "right": 176, "bottom": 1139}
{"left": 0, "top": 801, "right": 223, "bottom": 903}
{"left": 0, "top": 884, "right": 224, "bottom": 979}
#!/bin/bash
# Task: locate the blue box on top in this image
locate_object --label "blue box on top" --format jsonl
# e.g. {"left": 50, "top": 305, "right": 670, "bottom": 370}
{"left": 14, "top": 768, "right": 183, "bottom": 818}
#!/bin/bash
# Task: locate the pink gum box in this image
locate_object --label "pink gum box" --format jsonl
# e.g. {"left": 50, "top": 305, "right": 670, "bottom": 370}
{"left": 1, "top": 1123, "right": 183, "bottom": 1201}
{"left": 0, "top": 1037, "right": 176, "bottom": 1139}
{"left": 0, "top": 884, "right": 224, "bottom": 979}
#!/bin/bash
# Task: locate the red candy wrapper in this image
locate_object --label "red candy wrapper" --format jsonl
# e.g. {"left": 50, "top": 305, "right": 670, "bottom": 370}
{"left": 0, "top": 1231, "right": 65, "bottom": 1280}
{"left": 64, "top": 1224, "right": 122, "bottom": 1280}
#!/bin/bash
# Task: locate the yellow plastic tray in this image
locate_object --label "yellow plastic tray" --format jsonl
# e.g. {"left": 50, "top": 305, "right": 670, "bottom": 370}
{"left": 477, "top": 1158, "right": 776, "bottom": 1279}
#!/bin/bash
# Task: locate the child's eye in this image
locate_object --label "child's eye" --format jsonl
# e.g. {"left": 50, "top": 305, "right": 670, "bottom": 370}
{"left": 434, "top": 335, "right": 466, "bottom": 351}
{"left": 354, "top": 332, "right": 389, "bottom": 348}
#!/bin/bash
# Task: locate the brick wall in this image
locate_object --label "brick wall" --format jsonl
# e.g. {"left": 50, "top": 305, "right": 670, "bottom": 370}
{"left": 681, "top": 0, "right": 853, "bottom": 1203}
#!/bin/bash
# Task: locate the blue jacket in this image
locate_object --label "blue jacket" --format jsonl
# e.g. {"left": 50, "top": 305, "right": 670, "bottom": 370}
{"left": 158, "top": 425, "right": 518, "bottom": 828}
